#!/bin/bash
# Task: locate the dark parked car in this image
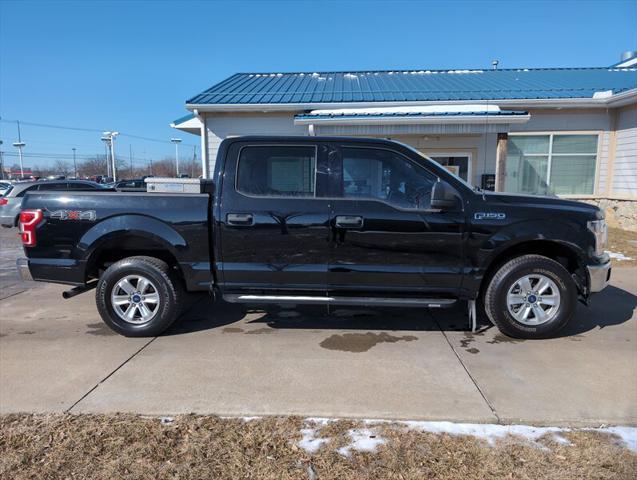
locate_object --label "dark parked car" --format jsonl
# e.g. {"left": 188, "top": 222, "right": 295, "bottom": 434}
{"left": 0, "top": 180, "right": 108, "bottom": 227}
{"left": 16, "top": 136, "right": 611, "bottom": 339}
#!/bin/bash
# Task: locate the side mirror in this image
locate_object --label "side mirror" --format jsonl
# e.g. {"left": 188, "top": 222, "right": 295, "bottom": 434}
{"left": 430, "top": 179, "right": 456, "bottom": 209}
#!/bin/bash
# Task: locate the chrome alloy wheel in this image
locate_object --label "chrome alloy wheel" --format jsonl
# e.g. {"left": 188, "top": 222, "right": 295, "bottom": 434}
{"left": 506, "top": 274, "right": 561, "bottom": 326}
{"left": 111, "top": 275, "right": 160, "bottom": 324}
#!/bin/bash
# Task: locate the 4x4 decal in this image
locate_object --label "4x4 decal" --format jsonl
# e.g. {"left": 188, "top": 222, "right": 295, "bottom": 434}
{"left": 48, "top": 209, "right": 96, "bottom": 221}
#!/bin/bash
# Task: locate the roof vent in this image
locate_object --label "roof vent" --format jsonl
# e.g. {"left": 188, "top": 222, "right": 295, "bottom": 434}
{"left": 491, "top": 59, "right": 499, "bottom": 70}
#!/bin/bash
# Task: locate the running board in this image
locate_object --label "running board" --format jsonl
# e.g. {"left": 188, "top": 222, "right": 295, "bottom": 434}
{"left": 223, "top": 294, "right": 456, "bottom": 308}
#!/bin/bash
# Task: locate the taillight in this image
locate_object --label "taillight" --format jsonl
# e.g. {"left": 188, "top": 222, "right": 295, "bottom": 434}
{"left": 0, "top": 198, "right": 7, "bottom": 206}
{"left": 19, "top": 209, "right": 44, "bottom": 247}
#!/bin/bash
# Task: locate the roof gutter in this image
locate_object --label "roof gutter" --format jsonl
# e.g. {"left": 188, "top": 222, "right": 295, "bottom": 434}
{"left": 185, "top": 89, "right": 637, "bottom": 112}
{"left": 294, "top": 114, "right": 531, "bottom": 126}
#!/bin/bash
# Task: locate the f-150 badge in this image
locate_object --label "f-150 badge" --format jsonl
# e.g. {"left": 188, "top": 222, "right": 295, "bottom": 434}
{"left": 48, "top": 209, "right": 96, "bottom": 221}
{"left": 474, "top": 212, "right": 506, "bottom": 220}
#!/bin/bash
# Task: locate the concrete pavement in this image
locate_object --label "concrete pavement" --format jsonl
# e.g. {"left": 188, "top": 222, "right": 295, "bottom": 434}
{"left": 1, "top": 264, "right": 635, "bottom": 426}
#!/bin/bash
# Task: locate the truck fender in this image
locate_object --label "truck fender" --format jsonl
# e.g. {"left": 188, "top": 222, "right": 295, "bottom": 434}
{"left": 75, "top": 214, "right": 187, "bottom": 263}
{"left": 464, "top": 218, "right": 589, "bottom": 298}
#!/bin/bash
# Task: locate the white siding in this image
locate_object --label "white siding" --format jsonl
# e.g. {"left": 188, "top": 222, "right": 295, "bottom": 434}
{"left": 613, "top": 105, "right": 637, "bottom": 197}
{"left": 204, "top": 112, "right": 306, "bottom": 177}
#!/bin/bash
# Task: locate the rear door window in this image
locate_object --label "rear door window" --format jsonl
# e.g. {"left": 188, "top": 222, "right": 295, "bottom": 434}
{"left": 236, "top": 145, "right": 316, "bottom": 197}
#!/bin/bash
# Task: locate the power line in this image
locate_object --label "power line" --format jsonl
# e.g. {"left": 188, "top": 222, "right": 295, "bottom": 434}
{"left": 0, "top": 118, "right": 198, "bottom": 148}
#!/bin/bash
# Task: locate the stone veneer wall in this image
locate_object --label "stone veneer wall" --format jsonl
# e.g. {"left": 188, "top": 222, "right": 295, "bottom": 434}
{"left": 580, "top": 198, "right": 637, "bottom": 232}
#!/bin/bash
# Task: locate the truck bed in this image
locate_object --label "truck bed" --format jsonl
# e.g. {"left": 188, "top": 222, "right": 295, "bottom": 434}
{"left": 20, "top": 191, "right": 213, "bottom": 290}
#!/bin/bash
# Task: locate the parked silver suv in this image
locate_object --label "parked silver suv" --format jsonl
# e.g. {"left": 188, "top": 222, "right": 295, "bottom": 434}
{"left": 0, "top": 180, "right": 107, "bottom": 227}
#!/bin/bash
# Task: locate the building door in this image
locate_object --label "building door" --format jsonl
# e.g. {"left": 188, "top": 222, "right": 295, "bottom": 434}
{"left": 327, "top": 144, "right": 465, "bottom": 295}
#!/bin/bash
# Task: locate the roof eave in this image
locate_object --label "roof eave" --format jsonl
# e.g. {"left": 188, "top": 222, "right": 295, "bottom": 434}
{"left": 186, "top": 91, "right": 637, "bottom": 113}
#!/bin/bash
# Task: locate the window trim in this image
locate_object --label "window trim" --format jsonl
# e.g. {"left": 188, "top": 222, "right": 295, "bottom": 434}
{"left": 234, "top": 144, "right": 319, "bottom": 199}
{"left": 508, "top": 131, "right": 602, "bottom": 197}
{"left": 337, "top": 145, "right": 445, "bottom": 212}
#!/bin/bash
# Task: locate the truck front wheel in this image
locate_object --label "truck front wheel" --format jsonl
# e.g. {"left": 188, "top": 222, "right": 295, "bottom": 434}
{"left": 96, "top": 256, "right": 181, "bottom": 337}
{"left": 484, "top": 254, "right": 577, "bottom": 339}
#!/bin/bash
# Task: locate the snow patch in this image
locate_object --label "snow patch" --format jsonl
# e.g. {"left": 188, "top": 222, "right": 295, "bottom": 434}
{"left": 310, "top": 104, "right": 501, "bottom": 116}
{"left": 593, "top": 90, "right": 613, "bottom": 99}
{"left": 298, "top": 428, "right": 330, "bottom": 454}
{"left": 401, "top": 421, "right": 566, "bottom": 446}
{"left": 606, "top": 251, "right": 633, "bottom": 261}
{"left": 344, "top": 73, "right": 358, "bottom": 80}
{"left": 337, "top": 428, "right": 385, "bottom": 457}
{"left": 598, "top": 427, "right": 637, "bottom": 452}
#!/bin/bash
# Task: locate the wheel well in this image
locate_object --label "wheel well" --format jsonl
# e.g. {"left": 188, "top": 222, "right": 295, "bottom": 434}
{"left": 86, "top": 235, "right": 182, "bottom": 282}
{"left": 479, "top": 240, "right": 585, "bottom": 300}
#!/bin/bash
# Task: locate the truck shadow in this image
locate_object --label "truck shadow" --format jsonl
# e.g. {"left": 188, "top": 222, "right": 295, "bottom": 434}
{"left": 167, "top": 284, "right": 636, "bottom": 337}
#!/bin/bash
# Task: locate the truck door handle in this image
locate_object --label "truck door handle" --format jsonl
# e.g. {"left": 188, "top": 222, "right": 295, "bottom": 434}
{"left": 335, "top": 215, "right": 364, "bottom": 229}
{"left": 227, "top": 213, "right": 254, "bottom": 226}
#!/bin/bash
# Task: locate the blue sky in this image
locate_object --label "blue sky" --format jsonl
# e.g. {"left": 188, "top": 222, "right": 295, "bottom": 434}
{"left": 1, "top": 0, "right": 636, "bottom": 169}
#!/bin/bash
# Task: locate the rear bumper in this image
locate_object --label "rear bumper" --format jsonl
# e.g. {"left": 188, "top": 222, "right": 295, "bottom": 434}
{"left": 16, "top": 258, "right": 33, "bottom": 281}
{"left": 587, "top": 261, "right": 611, "bottom": 293}
{"left": 16, "top": 257, "right": 85, "bottom": 285}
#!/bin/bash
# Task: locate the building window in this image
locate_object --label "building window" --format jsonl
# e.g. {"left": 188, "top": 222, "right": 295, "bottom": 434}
{"left": 237, "top": 145, "right": 316, "bottom": 197}
{"left": 505, "top": 134, "right": 598, "bottom": 195}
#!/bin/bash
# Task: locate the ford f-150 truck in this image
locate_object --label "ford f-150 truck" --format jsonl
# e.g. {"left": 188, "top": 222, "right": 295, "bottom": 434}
{"left": 16, "top": 136, "right": 611, "bottom": 338}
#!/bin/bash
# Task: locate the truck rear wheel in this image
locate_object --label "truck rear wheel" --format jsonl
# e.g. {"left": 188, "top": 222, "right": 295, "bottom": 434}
{"left": 96, "top": 256, "right": 181, "bottom": 337}
{"left": 483, "top": 254, "right": 577, "bottom": 339}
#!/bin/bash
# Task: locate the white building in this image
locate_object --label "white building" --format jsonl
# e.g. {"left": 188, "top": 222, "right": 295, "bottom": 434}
{"left": 173, "top": 53, "right": 637, "bottom": 209}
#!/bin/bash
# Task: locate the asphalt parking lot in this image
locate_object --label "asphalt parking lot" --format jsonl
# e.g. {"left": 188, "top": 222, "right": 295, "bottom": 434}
{"left": 1, "top": 227, "right": 636, "bottom": 426}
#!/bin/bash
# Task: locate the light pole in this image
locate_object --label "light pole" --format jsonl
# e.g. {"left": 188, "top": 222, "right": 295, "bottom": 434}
{"left": 102, "top": 131, "right": 119, "bottom": 181}
{"left": 171, "top": 138, "right": 182, "bottom": 177}
{"left": 72, "top": 148, "right": 77, "bottom": 178}
{"left": 12, "top": 141, "right": 26, "bottom": 178}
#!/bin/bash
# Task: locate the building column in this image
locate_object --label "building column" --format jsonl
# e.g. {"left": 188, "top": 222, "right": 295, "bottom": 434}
{"left": 495, "top": 132, "right": 508, "bottom": 192}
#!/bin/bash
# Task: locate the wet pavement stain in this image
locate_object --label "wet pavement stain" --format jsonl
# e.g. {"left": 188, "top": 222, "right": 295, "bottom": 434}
{"left": 86, "top": 323, "right": 117, "bottom": 336}
{"left": 222, "top": 327, "right": 244, "bottom": 333}
{"left": 0, "top": 333, "right": 7, "bottom": 338}
{"left": 487, "top": 333, "right": 523, "bottom": 345}
{"left": 18, "top": 330, "right": 35, "bottom": 335}
{"left": 245, "top": 327, "right": 274, "bottom": 335}
{"left": 466, "top": 347, "right": 480, "bottom": 354}
{"left": 319, "top": 332, "right": 417, "bottom": 353}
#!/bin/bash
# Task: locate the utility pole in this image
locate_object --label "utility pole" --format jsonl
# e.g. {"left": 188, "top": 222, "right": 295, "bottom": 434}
{"left": 129, "top": 144, "right": 133, "bottom": 178}
{"left": 0, "top": 140, "right": 4, "bottom": 180}
{"left": 171, "top": 138, "right": 182, "bottom": 177}
{"left": 149, "top": 157, "right": 153, "bottom": 176}
{"left": 72, "top": 148, "right": 77, "bottom": 178}
{"left": 12, "top": 120, "right": 26, "bottom": 178}
{"left": 192, "top": 146, "right": 196, "bottom": 178}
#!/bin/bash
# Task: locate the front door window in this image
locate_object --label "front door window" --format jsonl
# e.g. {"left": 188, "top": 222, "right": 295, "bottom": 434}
{"left": 426, "top": 154, "right": 471, "bottom": 184}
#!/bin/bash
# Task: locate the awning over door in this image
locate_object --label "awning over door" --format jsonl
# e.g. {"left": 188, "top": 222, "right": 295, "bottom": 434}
{"left": 294, "top": 105, "right": 530, "bottom": 135}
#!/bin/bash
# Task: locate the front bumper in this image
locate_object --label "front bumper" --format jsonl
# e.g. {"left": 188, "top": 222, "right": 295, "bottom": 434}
{"left": 587, "top": 261, "right": 611, "bottom": 293}
{"left": 16, "top": 258, "right": 33, "bottom": 281}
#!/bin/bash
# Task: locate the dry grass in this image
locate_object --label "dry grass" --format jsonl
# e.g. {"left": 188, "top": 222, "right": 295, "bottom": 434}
{"left": 1, "top": 414, "right": 636, "bottom": 479}
{"left": 608, "top": 227, "right": 637, "bottom": 266}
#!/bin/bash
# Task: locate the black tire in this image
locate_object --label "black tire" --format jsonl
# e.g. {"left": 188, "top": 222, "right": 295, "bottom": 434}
{"left": 483, "top": 254, "right": 577, "bottom": 339}
{"left": 96, "top": 256, "right": 182, "bottom": 337}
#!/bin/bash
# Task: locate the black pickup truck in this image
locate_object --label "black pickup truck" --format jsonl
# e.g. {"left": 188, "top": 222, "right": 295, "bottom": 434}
{"left": 17, "top": 136, "right": 611, "bottom": 338}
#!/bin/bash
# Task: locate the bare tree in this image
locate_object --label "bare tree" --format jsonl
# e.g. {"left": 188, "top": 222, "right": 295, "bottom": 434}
{"left": 52, "top": 160, "right": 72, "bottom": 176}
